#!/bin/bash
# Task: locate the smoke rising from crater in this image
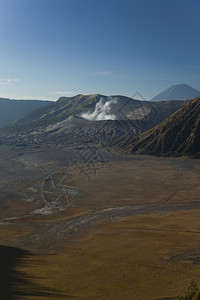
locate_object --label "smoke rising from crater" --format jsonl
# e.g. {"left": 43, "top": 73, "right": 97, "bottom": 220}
{"left": 81, "top": 98, "right": 118, "bottom": 121}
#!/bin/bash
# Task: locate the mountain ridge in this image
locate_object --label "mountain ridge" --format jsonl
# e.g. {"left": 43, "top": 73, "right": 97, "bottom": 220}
{"left": 0, "top": 94, "right": 186, "bottom": 134}
{"left": 0, "top": 94, "right": 187, "bottom": 148}
{"left": 115, "top": 97, "right": 200, "bottom": 158}
{"left": 0, "top": 97, "right": 51, "bottom": 127}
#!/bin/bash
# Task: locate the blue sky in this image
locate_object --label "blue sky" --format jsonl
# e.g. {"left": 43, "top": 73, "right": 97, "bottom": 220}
{"left": 0, "top": 0, "right": 200, "bottom": 100}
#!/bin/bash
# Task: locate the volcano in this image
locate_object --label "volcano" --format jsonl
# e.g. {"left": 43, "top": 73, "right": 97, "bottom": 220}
{"left": 151, "top": 84, "right": 200, "bottom": 102}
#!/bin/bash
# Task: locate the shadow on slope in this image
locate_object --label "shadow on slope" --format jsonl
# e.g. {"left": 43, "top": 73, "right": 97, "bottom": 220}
{"left": 0, "top": 245, "right": 66, "bottom": 299}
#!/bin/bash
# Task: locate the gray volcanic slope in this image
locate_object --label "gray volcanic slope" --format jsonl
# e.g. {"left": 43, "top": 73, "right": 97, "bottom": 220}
{"left": 0, "top": 94, "right": 187, "bottom": 146}
{"left": 3, "top": 94, "right": 186, "bottom": 131}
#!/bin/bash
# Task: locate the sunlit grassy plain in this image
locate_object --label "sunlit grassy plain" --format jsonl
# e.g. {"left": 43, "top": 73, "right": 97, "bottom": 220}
{"left": 1, "top": 158, "right": 200, "bottom": 299}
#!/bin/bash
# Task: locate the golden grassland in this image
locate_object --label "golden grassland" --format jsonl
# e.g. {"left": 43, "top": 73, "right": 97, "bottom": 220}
{"left": 12, "top": 209, "right": 200, "bottom": 300}
{"left": 1, "top": 158, "right": 200, "bottom": 299}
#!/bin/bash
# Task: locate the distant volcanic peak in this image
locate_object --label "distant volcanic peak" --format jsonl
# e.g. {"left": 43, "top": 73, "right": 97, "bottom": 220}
{"left": 151, "top": 84, "right": 200, "bottom": 102}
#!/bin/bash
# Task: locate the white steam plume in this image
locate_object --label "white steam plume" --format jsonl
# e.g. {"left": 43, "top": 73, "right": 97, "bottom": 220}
{"left": 81, "top": 98, "right": 118, "bottom": 121}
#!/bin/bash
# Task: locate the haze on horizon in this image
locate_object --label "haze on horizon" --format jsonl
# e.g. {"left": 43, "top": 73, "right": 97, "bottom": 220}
{"left": 0, "top": 0, "right": 200, "bottom": 101}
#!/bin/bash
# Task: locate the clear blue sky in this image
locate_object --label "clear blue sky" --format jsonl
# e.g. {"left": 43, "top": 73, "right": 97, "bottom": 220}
{"left": 0, "top": 0, "right": 200, "bottom": 100}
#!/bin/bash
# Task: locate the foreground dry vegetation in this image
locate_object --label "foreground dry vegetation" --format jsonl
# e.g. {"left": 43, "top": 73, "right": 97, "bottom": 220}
{"left": 23, "top": 211, "right": 200, "bottom": 299}
{"left": 2, "top": 210, "right": 200, "bottom": 299}
{"left": 1, "top": 150, "right": 200, "bottom": 299}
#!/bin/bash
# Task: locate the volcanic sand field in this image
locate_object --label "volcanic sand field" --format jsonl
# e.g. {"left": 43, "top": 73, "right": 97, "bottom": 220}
{"left": 0, "top": 145, "right": 200, "bottom": 299}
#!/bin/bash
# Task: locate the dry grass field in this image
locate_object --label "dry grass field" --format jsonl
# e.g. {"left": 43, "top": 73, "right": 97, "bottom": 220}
{"left": 1, "top": 154, "right": 200, "bottom": 299}
{"left": 5, "top": 210, "right": 200, "bottom": 300}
